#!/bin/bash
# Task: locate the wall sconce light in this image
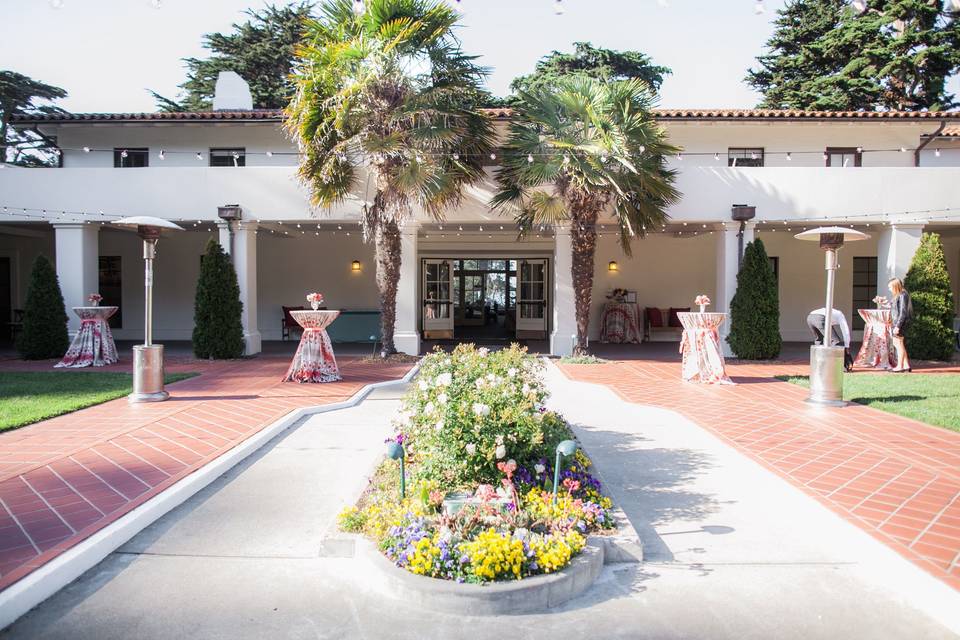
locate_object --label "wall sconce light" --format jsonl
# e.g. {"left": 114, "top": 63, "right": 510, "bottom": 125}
{"left": 351, "top": 260, "right": 362, "bottom": 272}
{"left": 608, "top": 260, "right": 618, "bottom": 272}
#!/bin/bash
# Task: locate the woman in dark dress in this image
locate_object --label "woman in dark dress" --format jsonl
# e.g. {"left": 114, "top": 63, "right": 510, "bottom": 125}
{"left": 888, "top": 277, "right": 912, "bottom": 372}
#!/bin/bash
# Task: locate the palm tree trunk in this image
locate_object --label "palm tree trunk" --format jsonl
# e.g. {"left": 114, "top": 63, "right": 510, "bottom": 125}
{"left": 570, "top": 208, "right": 598, "bottom": 356}
{"left": 374, "top": 218, "right": 402, "bottom": 357}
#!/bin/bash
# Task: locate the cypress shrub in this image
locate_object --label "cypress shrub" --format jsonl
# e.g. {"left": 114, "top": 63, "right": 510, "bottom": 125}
{"left": 727, "top": 238, "right": 782, "bottom": 359}
{"left": 192, "top": 238, "right": 244, "bottom": 359}
{"left": 904, "top": 232, "right": 954, "bottom": 361}
{"left": 17, "top": 255, "right": 69, "bottom": 359}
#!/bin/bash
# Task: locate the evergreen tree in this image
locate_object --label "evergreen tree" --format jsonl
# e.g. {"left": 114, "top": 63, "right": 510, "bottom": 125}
{"left": 747, "top": 0, "right": 960, "bottom": 110}
{"left": 151, "top": 3, "right": 314, "bottom": 111}
{"left": 904, "top": 232, "right": 954, "bottom": 361}
{"left": 727, "top": 239, "right": 782, "bottom": 359}
{"left": 192, "top": 239, "right": 244, "bottom": 359}
{"left": 17, "top": 255, "right": 69, "bottom": 360}
{"left": 509, "top": 42, "right": 671, "bottom": 96}
{"left": 1, "top": 70, "right": 68, "bottom": 166}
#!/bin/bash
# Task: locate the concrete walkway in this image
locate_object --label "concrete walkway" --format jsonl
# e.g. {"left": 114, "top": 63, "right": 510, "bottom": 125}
{"left": 3, "top": 365, "right": 958, "bottom": 638}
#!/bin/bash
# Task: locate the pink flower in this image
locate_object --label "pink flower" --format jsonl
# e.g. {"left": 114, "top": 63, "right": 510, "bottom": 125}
{"left": 694, "top": 294, "right": 711, "bottom": 307}
{"left": 87, "top": 293, "right": 102, "bottom": 303}
{"left": 475, "top": 484, "right": 497, "bottom": 502}
{"left": 428, "top": 490, "right": 445, "bottom": 506}
{"left": 563, "top": 478, "right": 581, "bottom": 493}
{"left": 496, "top": 459, "right": 517, "bottom": 480}
{"left": 306, "top": 292, "right": 325, "bottom": 303}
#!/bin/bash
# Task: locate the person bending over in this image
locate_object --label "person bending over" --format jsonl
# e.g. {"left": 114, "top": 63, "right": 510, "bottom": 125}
{"left": 807, "top": 307, "right": 853, "bottom": 371}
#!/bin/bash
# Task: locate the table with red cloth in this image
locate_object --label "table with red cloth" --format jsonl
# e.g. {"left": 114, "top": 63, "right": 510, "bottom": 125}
{"left": 855, "top": 308, "right": 896, "bottom": 369}
{"left": 599, "top": 301, "right": 642, "bottom": 344}
{"left": 283, "top": 310, "right": 342, "bottom": 383}
{"left": 55, "top": 306, "right": 119, "bottom": 368}
{"left": 678, "top": 312, "right": 733, "bottom": 384}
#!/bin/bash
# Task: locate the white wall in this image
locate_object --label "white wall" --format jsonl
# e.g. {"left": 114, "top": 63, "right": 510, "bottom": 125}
{"left": 257, "top": 231, "right": 379, "bottom": 340}
{"left": 588, "top": 232, "right": 718, "bottom": 340}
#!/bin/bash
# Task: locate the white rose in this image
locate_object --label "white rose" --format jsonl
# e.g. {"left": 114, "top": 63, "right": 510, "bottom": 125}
{"left": 521, "top": 383, "right": 531, "bottom": 394}
{"left": 478, "top": 347, "right": 489, "bottom": 357}
{"left": 472, "top": 403, "right": 490, "bottom": 416}
{"left": 534, "top": 463, "right": 546, "bottom": 474}
{"left": 507, "top": 368, "right": 518, "bottom": 378}
{"left": 437, "top": 392, "right": 447, "bottom": 404}
{"left": 424, "top": 402, "right": 435, "bottom": 415}
{"left": 495, "top": 444, "right": 506, "bottom": 459}
{"left": 465, "top": 443, "right": 477, "bottom": 456}
{"left": 434, "top": 420, "right": 444, "bottom": 432}
{"left": 418, "top": 379, "right": 429, "bottom": 391}
{"left": 435, "top": 372, "right": 452, "bottom": 387}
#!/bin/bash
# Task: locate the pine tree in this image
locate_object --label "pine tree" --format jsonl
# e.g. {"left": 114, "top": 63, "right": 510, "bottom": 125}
{"left": 17, "top": 255, "right": 69, "bottom": 360}
{"left": 192, "top": 238, "right": 245, "bottom": 359}
{"left": 727, "top": 239, "right": 782, "bottom": 359}
{"left": 903, "top": 233, "right": 954, "bottom": 361}
{"left": 747, "top": 0, "right": 960, "bottom": 111}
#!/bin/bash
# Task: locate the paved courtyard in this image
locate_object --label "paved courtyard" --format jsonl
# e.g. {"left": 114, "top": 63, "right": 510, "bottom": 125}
{"left": 0, "top": 351, "right": 413, "bottom": 592}
{"left": 2, "top": 359, "right": 957, "bottom": 638}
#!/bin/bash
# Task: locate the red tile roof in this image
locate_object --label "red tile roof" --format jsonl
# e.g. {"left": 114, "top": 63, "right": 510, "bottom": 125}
{"left": 13, "top": 107, "right": 960, "bottom": 124}
{"left": 940, "top": 125, "right": 960, "bottom": 137}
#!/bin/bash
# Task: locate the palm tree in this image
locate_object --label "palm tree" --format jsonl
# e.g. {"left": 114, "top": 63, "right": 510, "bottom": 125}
{"left": 286, "top": 0, "right": 494, "bottom": 356}
{"left": 492, "top": 77, "right": 680, "bottom": 355}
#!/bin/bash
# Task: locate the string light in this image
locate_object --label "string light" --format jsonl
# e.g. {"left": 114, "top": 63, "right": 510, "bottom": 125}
{"left": 553, "top": 0, "right": 564, "bottom": 15}
{"left": 158, "top": 149, "right": 165, "bottom": 160}
{"left": 353, "top": 0, "right": 364, "bottom": 15}
{"left": 754, "top": 1, "right": 765, "bottom": 14}
{"left": 82, "top": 146, "right": 90, "bottom": 153}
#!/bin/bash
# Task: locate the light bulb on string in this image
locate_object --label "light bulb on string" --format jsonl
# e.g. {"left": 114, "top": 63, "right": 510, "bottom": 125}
{"left": 149, "top": 0, "right": 162, "bottom": 8}
{"left": 50, "top": 0, "right": 63, "bottom": 8}
{"left": 490, "top": 152, "right": 497, "bottom": 160}
{"left": 158, "top": 149, "right": 165, "bottom": 160}
{"left": 266, "top": 150, "right": 274, "bottom": 158}
{"left": 527, "top": 154, "right": 534, "bottom": 163}
{"left": 786, "top": 152, "right": 792, "bottom": 161}
{"left": 120, "top": 150, "right": 128, "bottom": 159}
{"left": 82, "top": 146, "right": 90, "bottom": 153}
{"left": 553, "top": 0, "right": 564, "bottom": 14}
{"left": 754, "top": 1, "right": 765, "bottom": 14}
{"left": 935, "top": 148, "right": 941, "bottom": 157}
{"left": 353, "top": 0, "right": 364, "bottom": 15}
{"left": 452, "top": 152, "right": 460, "bottom": 160}
{"left": 196, "top": 152, "right": 203, "bottom": 160}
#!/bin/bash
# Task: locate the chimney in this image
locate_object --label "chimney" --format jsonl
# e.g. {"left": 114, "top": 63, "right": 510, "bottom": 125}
{"left": 212, "top": 71, "right": 253, "bottom": 111}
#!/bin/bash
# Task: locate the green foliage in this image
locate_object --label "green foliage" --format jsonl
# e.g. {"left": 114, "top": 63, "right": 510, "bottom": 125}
{"left": 746, "top": 0, "right": 960, "bottom": 110}
{"left": 1, "top": 70, "right": 68, "bottom": 166}
{"left": 492, "top": 76, "right": 679, "bottom": 252}
{"left": 192, "top": 239, "right": 245, "bottom": 359}
{"left": 509, "top": 42, "right": 671, "bottom": 97}
{"left": 398, "top": 344, "right": 569, "bottom": 487}
{"left": 904, "top": 232, "right": 955, "bottom": 360}
{"left": 727, "top": 239, "right": 782, "bottom": 359}
{"left": 151, "top": 3, "right": 315, "bottom": 111}
{"left": 16, "top": 255, "right": 68, "bottom": 360}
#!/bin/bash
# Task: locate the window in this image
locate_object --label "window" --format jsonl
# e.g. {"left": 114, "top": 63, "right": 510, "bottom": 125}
{"left": 768, "top": 256, "right": 779, "bottom": 287}
{"left": 113, "top": 148, "right": 148, "bottom": 168}
{"left": 98, "top": 256, "right": 122, "bottom": 328}
{"left": 852, "top": 256, "right": 878, "bottom": 330}
{"left": 728, "top": 148, "right": 764, "bottom": 167}
{"left": 209, "top": 148, "right": 246, "bottom": 167}
{"left": 825, "top": 147, "right": 862, "bottom": 167}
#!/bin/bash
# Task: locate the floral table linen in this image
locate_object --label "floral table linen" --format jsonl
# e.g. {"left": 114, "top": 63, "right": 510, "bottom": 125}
{"left": 283, "top": 310, "right": 342, "bottom": 383}
{"left": 678, "top": 312, "right": 733, "bottom": 384}
{"left": 854, "top": 308, "right": 896, "bottom": 369}
{"left": 599, "top": 302, "right": 642, "bottom": 344}
{"left": 55, "top": 306, "right": 119, "bottom": 368}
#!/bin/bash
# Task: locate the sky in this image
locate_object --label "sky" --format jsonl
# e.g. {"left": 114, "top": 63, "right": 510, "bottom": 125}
{"left": 2, "top": 0, "right": 958, "bottom": 114}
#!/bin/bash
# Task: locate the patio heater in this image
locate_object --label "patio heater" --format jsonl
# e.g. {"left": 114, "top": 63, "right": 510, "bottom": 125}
{"left": 794, "top": 226, "right": 869, "bottom": 406}
{"left": 113, "top": 216, "right": 185, "bottom": 402}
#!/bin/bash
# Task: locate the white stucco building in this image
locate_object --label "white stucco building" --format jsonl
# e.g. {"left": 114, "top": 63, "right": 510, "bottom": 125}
{"left": 1, "top": 99, "right": 958, "bottom": 357}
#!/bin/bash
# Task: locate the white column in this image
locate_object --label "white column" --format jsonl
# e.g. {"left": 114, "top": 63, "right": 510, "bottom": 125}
{"left": 877, "top": 224, "right": 923, "bottom": 297}
{"left": 551, "top": 224, "right": 576, "bottom": 357}
{"left": 234, "top": 222, "right": 260, "bottom": 355}
{"left": 217, "top": 221, "right": 231, "bottom": 256}
{"left": 53, "top": 223, "right": 100, "bottom": 336}
{"left": 715, "top": 221, "right": 755, "bottom": 357}
{"left": 394, "top": 221, "right": 420, "bottom": 356}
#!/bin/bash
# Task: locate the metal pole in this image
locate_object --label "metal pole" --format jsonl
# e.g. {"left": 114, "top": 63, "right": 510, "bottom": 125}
{"left": 823, "top": 249, "right": 837, "bottom": 346}
{"left": 552, "top": 449, "right": 562, "bottom": 505}
{"left": 399, "top": 454, "right": 406, "bottom": 499}
{"left": 144, "top": 239, "right": 156, "bottom": 347}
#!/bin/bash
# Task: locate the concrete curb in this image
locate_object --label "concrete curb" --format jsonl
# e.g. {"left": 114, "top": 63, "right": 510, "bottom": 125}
{"left": 0, "top": 361, "right": 421, "bottom": 631}
{"left": 354, "top": 535, "right": 606, "bottom": 615}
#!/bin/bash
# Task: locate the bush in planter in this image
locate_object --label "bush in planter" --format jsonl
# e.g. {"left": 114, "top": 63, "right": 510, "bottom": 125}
{"left": 17, "top": 255, "right": 69, "bottom": 360}
{"left": 397, "top": 344, "right": 569, "bottom": 487}
{"left": 904, "top": 232, "right": 955, "bottom": 361}
{"left": 727, "top": 238, "right": 782, "bottom": 359}
{"left": 192, "top": 238, "right": 244, "bottom": 359}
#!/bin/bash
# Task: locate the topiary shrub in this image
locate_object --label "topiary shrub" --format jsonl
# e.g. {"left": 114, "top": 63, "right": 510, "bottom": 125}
{"left": 17, "top": 255, "right": 69, "bottom": 360}
{"left": 192, "top": 238, "right": 244, "bottom": 359}
{"left": 727, "top": 238, "right": 782, "bottom": 359}
{"left": 904, "top": 232, "right": 954, "bottom": 361}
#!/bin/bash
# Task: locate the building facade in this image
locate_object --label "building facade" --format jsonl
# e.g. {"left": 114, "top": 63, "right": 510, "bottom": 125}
{"left": 1, "top": 106, "right": 958, "bottom": 357}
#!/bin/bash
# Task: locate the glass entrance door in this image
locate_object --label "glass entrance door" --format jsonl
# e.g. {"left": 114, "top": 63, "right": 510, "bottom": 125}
{"left": 422, "top": 259, "right": 453, "bottom": 338}
{"left": 516, "top": 259, "right": 548, "bottom": 338}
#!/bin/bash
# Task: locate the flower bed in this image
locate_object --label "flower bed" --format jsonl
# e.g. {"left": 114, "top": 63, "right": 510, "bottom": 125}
{"left": 339, "top": 344, "right": 616, "bottom": 584}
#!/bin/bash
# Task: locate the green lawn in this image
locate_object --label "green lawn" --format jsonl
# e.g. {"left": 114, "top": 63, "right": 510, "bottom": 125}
{"left": 778, "top": 373, "right": 960, "bottom": 433}
{"left": 0, "top": 371, "right": 197, "bottom": 432}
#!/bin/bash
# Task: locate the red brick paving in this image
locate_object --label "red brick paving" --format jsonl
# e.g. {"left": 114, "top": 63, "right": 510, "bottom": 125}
{"left": 558, "top": 358, "right": 960, "bottom": 591}
{"left": 0, "top": 355, "right": 413, "bottom": 592}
